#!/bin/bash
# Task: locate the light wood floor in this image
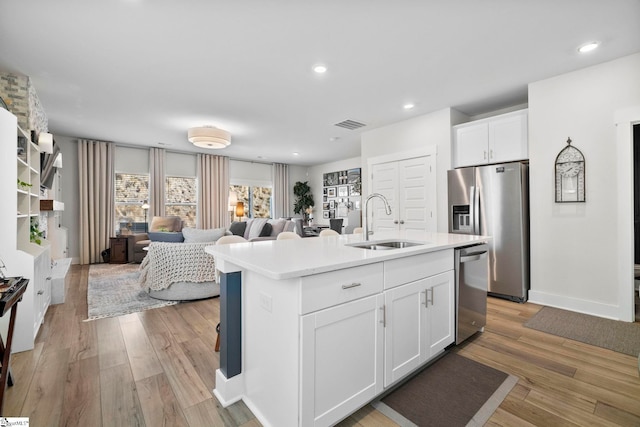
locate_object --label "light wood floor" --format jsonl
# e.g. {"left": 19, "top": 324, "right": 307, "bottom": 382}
{"left": 4, "top": 264, "right": 640, "bottom": 426}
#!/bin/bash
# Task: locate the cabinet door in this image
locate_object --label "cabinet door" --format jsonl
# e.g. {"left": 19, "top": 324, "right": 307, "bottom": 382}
{"left": 425, "top": 270, "right": 455, "bottom": 357}
{"left": 383, "top": 278, "right": 428, "bottom": 386}
{"left": 454, "top": 122, "right": 489, "bottom": 168}
{"left": 301, "top": 294, "right": 384, "bottom": 427}
{"left": 33, "top": 248, "right": 52, "bottom": 332}
{"left": 489, "top": 111, "right": 528, "bottom": 163}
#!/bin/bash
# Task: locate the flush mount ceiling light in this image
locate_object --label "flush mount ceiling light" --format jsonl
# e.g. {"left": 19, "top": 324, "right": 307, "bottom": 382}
{"left": 313, "top": 64, "right": 327, "bottom": 74}
{"left": 578, "top": 41, "right": 599, "bottom": 53}
{"left": 187, "top": 126, "right": 231, "bottom": 149}
{"left": 403, "top": 103, "right": 415, "bottom": 110}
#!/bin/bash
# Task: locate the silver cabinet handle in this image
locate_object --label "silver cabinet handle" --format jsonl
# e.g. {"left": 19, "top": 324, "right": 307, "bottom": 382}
{"left": 483, "top": 150, "right": 487, "bottom": 159}
{"left": 427, "top": 288, "right": 434, "bottom": 306}
{"left": 490, "top": 149, "right": 494, "bottom": 159}
{"left": 399, "top": 220, "right": 405, "bottom": 225}
{"left": 341, "top": 282, "right": 362, "bottom": 290}
{"left": 37, "top": 290, "right": 44, "bottom": 295}
{"left": 422, "top": 290, "right": 428, "bottom": 307}
{"left": 46, "top": 276, "right": 52, "bottom": 280}
{"left": 380, "top": 305, "right": 386, "bottom": 327}
{"left": 393, "top": 220, "right": 399, "bottom": 224}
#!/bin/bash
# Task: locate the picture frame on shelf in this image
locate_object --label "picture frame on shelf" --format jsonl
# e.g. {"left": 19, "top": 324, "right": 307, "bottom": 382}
{"left": 338, "top": 185, "right": 349, "bottom": 197}
{"left": 349, "top": 184, "right": 360, "bottom": 196}
{"left": 323, "top": 211, "right": 329, "bottom": 219}
{"left": 329, "top": 200, "right": 335, "bottom": 209}
{"left": 347, "top": 168, "right": 361, "bottom": 184}
{"left": 327, "top": 187, "right": 336, "bottom": 197}
{"left": 329, "top": 209, "right": 335, "bottom": 219}
{"left": 323, "top": 196, "right": 327, "bottom": 202}
{"left": 322, "top": 202, "right": 330, "bottom": 210}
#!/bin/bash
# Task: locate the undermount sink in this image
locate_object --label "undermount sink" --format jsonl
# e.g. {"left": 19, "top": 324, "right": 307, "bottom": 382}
{"left": 347, "top": 240, "right": 426, "bottom": 250}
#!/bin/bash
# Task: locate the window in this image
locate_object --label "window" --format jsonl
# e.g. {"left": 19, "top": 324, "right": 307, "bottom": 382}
{"left": 230, "top": 184, "right": 272, "bottom": 219}
{"left": 166, "top": 176, "right": 197, "bottom": 227}
{"left": 115, "top": 173, "right": 149, "bottom": 231}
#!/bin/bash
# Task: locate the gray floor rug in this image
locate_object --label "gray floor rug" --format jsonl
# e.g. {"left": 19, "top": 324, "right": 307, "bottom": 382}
{"left": 524, "top": 306, "right": 640, "bottom": 357}
{"left": 375, "top": 352, "right": 518, "bottom": 427}
{"left": 86, "top": 264, "right": 178, "bottom": 321}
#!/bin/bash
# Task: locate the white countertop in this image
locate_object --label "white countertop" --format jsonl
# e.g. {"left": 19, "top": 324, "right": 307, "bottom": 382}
{"left": 205, "top": 231, "right": 490, "bottom": 280}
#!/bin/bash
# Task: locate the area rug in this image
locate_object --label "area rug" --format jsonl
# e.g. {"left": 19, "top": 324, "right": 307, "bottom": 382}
{"left": 86, "top": 264, "right": 178, "bottom": 321}
{"left": 524, "top": 306, "right": 640, "bottom": 357}
{"left": 374, "top": 352, "right": 518, "bottom": 427}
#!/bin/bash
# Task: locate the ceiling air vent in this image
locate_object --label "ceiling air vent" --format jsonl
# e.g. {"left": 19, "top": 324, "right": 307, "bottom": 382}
{"left": 334, "top": 119, "right": 367, "bottom": 130}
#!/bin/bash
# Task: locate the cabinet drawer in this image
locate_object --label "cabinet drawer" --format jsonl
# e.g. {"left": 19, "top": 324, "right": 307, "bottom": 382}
{"left": 384, "top": 249, "right": 453, "bottom": 289}
{"left": 300, "top": 263, "right": 383, "bottom": 314}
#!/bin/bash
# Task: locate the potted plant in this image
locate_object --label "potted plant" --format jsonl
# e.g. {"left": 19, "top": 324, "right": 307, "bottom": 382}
{"left": 293, "top": 181, "right": 314, "bottom": 222}
{"left": 30, "top": 219, "right": 45, "bottom": 245}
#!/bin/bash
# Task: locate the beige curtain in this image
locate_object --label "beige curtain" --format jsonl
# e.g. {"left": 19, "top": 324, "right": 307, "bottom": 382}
{"left": 197, "top": 154, "right": 230, "bottom": 229}
{"left": 272, "top": 163, "right": 290, "bottom": 218}
{"left": 78, "top": 139, "right": 115, "bottom": 264}
{"left": 149, "top": 148, "right": 166, "bottom": 217}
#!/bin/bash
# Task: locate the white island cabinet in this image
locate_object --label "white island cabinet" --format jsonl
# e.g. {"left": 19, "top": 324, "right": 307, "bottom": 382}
{"left": 207, "top": 231, "right": 488, "bottom": 427}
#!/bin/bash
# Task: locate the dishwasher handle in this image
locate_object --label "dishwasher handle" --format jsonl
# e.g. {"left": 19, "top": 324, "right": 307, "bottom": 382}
{"left": 458, "top": 243, "right": 488, "bottom": 263}
{"left": 460, "top": 252, "right": 487, "bottom": 263}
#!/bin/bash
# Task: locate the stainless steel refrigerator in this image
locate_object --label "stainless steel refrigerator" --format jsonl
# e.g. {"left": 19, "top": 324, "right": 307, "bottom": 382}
{"left": 447, "top": 162, "right": 529, "bottom": 302}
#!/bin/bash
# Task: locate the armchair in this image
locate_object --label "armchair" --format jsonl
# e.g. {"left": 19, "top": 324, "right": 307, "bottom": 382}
{"left": 133, "top": 216, "right": 184, "bottom": 262}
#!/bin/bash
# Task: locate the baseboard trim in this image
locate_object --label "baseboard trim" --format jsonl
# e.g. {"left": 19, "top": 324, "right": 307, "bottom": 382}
{"left": 528, "top": 290, "right": 623, "bottom": 320}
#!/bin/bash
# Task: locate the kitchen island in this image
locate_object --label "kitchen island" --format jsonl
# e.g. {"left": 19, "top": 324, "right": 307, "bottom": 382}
{"left": 206, "top": 231, "right": 489, "bottom": 427}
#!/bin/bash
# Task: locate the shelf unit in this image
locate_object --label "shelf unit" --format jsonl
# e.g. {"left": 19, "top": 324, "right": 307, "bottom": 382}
{"left": 1, "top": 108, "right": 51, "bottom": 353}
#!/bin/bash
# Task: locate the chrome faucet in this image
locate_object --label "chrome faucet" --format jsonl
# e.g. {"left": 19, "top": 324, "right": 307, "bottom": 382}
{"left": 363, "top": 193, "right": 392, "bottom": 240}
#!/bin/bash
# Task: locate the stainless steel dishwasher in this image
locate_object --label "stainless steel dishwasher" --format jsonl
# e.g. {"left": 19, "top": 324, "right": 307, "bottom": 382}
{"left": 455, "top": 243, "right": 489, "bottom": 344}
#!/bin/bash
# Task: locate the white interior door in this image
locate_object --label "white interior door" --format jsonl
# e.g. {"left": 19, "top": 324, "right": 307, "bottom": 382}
{"left": 371, "top": 162, "right": 398, "bottom": 232}
{"left": 370, "top": 155, "right": 435, "bottom": 234}
{"left": 398, "top": 156, "right": 433, "bottom": 232}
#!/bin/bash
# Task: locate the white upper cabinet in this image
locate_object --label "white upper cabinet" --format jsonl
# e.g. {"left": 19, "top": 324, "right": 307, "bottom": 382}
{"left": 452, "top": 109, "right": 528, "bottom": 168}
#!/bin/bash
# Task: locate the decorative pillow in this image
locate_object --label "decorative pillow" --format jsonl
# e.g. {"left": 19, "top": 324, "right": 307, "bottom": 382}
{"left": 150, "top": 216, "right": 183, "bottom": 232}
{"left": 229, "top": 221, "right": 247, "bottom": 236}
{"left": 148, "top": 232, "right": 184, "bottom": 243}
{"left": 267, "top": 219, "right": 286, "bottom": 236}
{"left": 247, "top": 218, "right": 269, "bottom": 240}
{"left": 259, "top": 223, "right": 273, "bottom": 237}
{"left": 182, "top": 227, "right": 227, "bottom": 243}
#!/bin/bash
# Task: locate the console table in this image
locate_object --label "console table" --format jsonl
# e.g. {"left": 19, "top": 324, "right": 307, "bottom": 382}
{"left": 0, "top": 277, "right": 29, "bottom": 415}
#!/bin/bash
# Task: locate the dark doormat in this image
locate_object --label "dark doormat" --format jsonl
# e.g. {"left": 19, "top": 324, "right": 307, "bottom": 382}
{"left": 524, "top": 306, "right": 640, "bottom": 357}
{"left": 376, "top": 352, "right": 517, "bottom": 427}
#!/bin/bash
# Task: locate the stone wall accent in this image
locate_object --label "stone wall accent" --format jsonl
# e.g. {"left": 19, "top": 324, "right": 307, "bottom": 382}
{"left": 0, "top": 71, "right": 48, "bottom": 134}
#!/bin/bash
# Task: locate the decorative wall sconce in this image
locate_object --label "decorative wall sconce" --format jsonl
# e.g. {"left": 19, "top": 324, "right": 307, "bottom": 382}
{"left": 555, "top": 137, "right": 585, "bottom": 203}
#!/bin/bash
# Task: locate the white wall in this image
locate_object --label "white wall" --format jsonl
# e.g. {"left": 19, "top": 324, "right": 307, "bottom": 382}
{"left": 528, "top": 52, "right": 640, "bottom": 320}
{"left": 307, "top": 157, "right": 362, "bottom": 225}
{"left": 360, "top": 107, "right": 457, "bottom": 232}
{"left": 55, "top": 135, "right": 80, "bottom": 263}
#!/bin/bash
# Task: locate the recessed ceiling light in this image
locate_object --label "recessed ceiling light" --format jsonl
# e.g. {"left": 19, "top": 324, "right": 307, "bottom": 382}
{"left": 329, "top": 137, "right": 340, "bottom": 142}
{"left": 293, "top": 152, "right": 300, "bottom": 156}
{"left": 578, "top": 42, "right": 599, "bottom": 53}
{"left": 313, "top": 64, "right": 327, "bottom": 74}
{"left": 403, "top": 103, "right": 415, "bottom": 110}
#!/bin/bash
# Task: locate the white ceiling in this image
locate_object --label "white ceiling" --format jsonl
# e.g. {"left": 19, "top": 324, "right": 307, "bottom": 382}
{"left": 1, "top": 0, "right": 639, "bottom": 166}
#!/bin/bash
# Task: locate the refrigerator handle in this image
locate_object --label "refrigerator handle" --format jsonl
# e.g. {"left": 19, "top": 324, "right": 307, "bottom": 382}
{"left": 469, "top": 186, "right": 476, "bottom": 235}
{"left": 473, "top": 183, "right": 481, "bottom": 235}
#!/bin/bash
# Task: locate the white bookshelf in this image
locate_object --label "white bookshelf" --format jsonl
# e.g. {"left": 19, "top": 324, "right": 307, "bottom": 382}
{"left": 1, "top": 108, "right": 51, "bottom": 353}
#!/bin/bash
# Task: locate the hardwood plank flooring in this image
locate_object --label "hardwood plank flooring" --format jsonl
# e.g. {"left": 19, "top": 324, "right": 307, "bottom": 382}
{"left": 4, "top": 264, "right": 639, "bottom": 426}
